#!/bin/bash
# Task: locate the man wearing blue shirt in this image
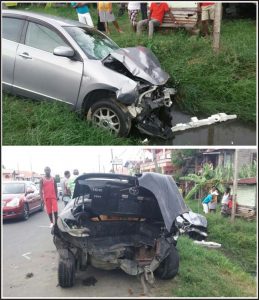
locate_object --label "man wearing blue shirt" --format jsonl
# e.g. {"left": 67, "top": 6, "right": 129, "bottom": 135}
{"left": 71, "top": 2, "right": 94, "bottom": 27}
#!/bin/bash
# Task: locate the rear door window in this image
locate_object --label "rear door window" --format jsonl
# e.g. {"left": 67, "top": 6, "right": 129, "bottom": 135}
{"left": 25, "top": 22, "right": 68, "bottom": 53}
{"left": 2, "top": 17, "right": 25, "bottom": 43}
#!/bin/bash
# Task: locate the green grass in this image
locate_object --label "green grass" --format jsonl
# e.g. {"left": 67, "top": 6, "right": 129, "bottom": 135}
{"left": 154, "top": 198, "right": 257, "bottom": 297}
{"left": 155, "top": 236, "right": 256, "bottom": 297}
{"left": 2, "top": 94, "right": 137, "bottom": 145}
{"left": 3, "top": 4, "right": 256, "bottom": 145}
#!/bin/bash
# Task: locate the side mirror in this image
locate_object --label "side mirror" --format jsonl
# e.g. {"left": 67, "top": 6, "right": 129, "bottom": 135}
{"left": 53, "top": 46, "right": 75, "bottom": 58}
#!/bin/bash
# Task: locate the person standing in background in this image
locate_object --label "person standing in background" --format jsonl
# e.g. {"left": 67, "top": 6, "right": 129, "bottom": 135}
{"left": 67, "top": 169, "right": 79, "bottom": 199}
{"left": 128, "top": 2, "right": 140, "bottom": 32}
{"left": 71, "top": 2, "right": 94, "bottom": 27}
{"left": 98, "top": 2, "right": 123, "bottom": 34}
{"left": 140, "top": 2, "right": 148, "bottom": 20}
{"left": 199, "top": 2, "right": 215, "bottom": 36}
{"left": 60, "top": 170, "right": 71, "bottom": 207}
{"left": 40, "top": 167, "right": 58, "bottom": 228}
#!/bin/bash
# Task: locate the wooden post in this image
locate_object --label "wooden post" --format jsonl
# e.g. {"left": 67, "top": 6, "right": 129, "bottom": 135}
{"left": 231, "top": 149, "right": 239, "bottom": 222}
{"left": 213, "top": 3, "right": 222, "bottom": 53}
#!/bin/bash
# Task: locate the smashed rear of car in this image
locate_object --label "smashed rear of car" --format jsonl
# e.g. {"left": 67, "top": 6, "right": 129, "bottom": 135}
{"left": 53, "top": 172, "right": 194, "bottom": 287}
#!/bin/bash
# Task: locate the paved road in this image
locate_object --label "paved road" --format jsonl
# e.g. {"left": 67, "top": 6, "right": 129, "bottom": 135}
{"left": 2, "top": 201, "right": 162, "bottom": 297}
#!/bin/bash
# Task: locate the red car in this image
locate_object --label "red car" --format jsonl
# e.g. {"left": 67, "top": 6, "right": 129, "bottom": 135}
{"left": 2, "top": 181, "right": 44, "bottom": 221}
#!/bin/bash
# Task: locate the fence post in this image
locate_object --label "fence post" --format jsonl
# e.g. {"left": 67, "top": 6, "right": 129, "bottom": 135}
{"left": 231, "top": 150, "right": 239, "bottom": 222}
{"left": 213, "top": 3, "right": 222, "bottom": 53}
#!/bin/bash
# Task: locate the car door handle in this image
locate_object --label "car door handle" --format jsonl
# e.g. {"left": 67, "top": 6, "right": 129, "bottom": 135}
{"left": 19, "top": 52, "right": 32, "bottom": 59}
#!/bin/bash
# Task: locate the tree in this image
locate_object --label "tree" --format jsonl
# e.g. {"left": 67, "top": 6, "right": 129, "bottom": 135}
{"left": 238, "top": 160, "right": 257, "bottom": 178}
{"left": 180, "top": 163, "right": 234, "bottom": 201}
{"left": 171, "top": 150, "right": 199, "bottom": 168}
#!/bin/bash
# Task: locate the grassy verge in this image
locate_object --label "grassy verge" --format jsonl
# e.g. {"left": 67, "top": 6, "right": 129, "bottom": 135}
{"left": 3, "top": 4, "right": 256, "bottom": 145}
{"left": 155, "top": 236, "right": 256, "bottom": 297}
{"left": 153, "top": 198, "right": 257, "bottom": 297}
{"left": 2, "top": 94, "right": 137, "bottom": 145}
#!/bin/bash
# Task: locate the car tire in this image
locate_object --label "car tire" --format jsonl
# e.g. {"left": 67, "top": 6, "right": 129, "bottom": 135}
{"left": 154, "top": 245, "right": 179, "bottom": 280}
{"left": 22, "top": 203, "right": 29, "bottom": 221}
{"left": 87, "top": 99, "right": 131, "bottom": 137}
{"left": 58, "top": 251, "right": 75, "bottom": 288}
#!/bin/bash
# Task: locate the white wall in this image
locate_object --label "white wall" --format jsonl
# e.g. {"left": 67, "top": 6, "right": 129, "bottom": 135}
{"left": 234, "top": 185, "right": 256, "bottom": 207}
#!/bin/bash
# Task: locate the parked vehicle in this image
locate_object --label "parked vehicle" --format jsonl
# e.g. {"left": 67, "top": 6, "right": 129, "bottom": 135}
{"left": 52, "top": 172, "right": 207, "bottom": 288}
{"left": 2, "top": 181, "right": 44, "bottom": 221}
{"left": 2, "top": 10, "right": 236, "bottom": 139}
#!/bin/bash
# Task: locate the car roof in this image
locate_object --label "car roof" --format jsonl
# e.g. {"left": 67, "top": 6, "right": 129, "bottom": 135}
{"left": 3, "top": 181, "right": 33, "bottom": 184}
{"left": 2, "top": 9, "right": 85, "bottom": 27}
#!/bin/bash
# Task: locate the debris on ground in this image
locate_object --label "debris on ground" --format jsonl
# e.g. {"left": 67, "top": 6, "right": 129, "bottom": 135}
{"left": 193, "top": 240, "right": 221, "bottom": 248}
{"left": 128, "top": 288, "right": 133, "bottom": 295}
{"left": 25, "top": 272, "right": 34, "bottom": 279}
{"left": 82, "top": 276, "right": 97, "bottom": 286}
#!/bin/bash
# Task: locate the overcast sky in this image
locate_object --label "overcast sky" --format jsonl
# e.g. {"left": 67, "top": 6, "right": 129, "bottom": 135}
{"left": 2, "top": 146, "right": 153, "bottom": 176}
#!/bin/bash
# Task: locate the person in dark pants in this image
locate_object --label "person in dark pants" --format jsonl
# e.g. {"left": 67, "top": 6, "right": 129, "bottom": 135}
{"left": 40, "top": 166, "right": 58, "bottom": 228}
{"left": 140, "top": 2, "right": 148, "bottom": 20}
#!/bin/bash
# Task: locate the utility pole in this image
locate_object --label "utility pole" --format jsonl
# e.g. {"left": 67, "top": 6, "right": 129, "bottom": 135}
{"left": 152, "top": 149, "right": 159, "bottom": 173}
{"left": 231, "top": 149, "right": 239, "bottom": 222}
{"left": 110, "top": 149, "right": 114, "bottom": 173}
{"left": 213, "top": 2, "right": 222, "bottom": 53}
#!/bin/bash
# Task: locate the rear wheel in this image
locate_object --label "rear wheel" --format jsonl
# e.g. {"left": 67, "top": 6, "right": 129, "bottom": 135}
{"left": 58, "top": 251, "right": 75, "bottom": 288}
{"left": 155, "top": 245, "right": 179, "bottom": 279}
{"left": 22, "top": 203, "right": 29, "bottom": 221}
{"left": 86, "top": 99, "right": 131, "bottom": 137}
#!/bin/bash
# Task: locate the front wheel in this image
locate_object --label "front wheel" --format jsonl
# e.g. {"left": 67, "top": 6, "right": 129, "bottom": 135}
{"left": 22, "top": 203, "right": 29, "bottom": 221}
{"left": 155, "top": 245, "right": 179, "bottom": 280}
{"left": 86, "top": 99, "right": 131, "bottom": 137}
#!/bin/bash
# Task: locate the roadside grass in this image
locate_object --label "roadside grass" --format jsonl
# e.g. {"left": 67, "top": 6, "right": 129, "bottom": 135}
{"left": 2, "top": 94, "right": 136, "bottom": 145}
{"left": 155, "top": 236, "right": 256, "bottom": 297}
{"left": 3, "top": 5, "right": 256, "bottom": 145}
{"left": 154, "top": 198, "right": 257, "bottom": 297}
{"left": 185, "top": 198, "right": 257, "bottom": 275}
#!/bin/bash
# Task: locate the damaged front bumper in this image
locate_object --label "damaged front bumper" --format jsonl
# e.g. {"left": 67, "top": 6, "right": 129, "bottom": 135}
{"left": 127, "top": 85, "right": 237, "bottom": 139}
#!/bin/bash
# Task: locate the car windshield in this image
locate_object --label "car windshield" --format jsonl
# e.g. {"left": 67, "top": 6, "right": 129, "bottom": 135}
{"left": 64, "top": 26, "right": 119, "bottom": 60}
{"left": 2, "top": 183, "right": 25, "bottom": 194}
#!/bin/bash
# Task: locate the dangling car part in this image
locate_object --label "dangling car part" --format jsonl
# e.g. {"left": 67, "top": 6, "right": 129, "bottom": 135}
{"left": 52, "top": 172, "right": 194, "bottom": 288}
{"left": 176, "top": 211, "right": 208, "bottom": 241}
{"left": 2, "top": 10, "right": 237, "bottom": 140}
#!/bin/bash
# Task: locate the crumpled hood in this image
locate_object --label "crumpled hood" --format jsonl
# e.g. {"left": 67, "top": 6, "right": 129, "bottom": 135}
{"left": 138, "top": 173, "right": 189, "bottom": 231}
{"left": 109, "top": 46, "right": 170, "bottom": 85}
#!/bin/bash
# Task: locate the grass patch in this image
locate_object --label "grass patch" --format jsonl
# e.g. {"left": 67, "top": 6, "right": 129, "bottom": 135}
{"left": 154, "top": 198, "right": 257, "bottom": 297}
{"left": 2, "top": 94, "right": 137, "bottom": 145}
{"left": 155, "top": 236, "right": 256, "bottom": 297}
{"left": 185, "top": 198, "right": 257, "bottom": 275}
{"left": 3, "top": 4, "right": 256, "bottom": 145}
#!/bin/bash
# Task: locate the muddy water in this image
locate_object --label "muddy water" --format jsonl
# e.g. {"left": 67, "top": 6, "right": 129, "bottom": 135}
{"left": 150, "top": 110, "right": 256, "bottom": 146}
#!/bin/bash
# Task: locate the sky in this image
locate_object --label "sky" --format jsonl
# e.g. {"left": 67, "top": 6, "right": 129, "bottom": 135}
{"left": 2, "top": 146, "right": 152, "bottom": 176}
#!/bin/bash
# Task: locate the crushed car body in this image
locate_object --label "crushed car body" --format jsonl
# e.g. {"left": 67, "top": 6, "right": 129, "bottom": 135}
{"left": 52, "top": 172, "right": 207, "bottom": 288}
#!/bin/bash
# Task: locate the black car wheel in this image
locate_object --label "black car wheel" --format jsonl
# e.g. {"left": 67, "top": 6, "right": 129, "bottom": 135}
{"left": 155, "top": 245, "right": 179, "bottom": 280}
{"left": 22, "top": 203, "right": 29, "bottom": 221}
{"left": 58, "top": 251, "right": 75, "bottom": 288}
{"left": 87, "top": 99, "right": 131, "bottom": 137}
